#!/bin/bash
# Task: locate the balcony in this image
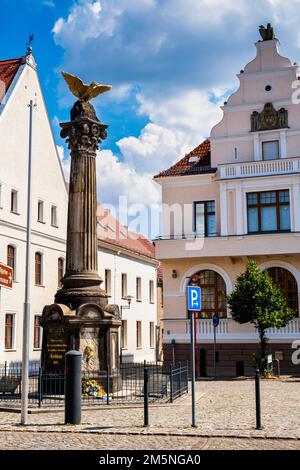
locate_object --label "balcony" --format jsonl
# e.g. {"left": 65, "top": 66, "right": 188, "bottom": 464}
{"left": 219, "top": 156, "right": 300, "bottom": 180}
{"left": 163, "top": 318, "right": 300, "bottom": 343}
{"left": 155, "top": 231, "right": 300, "bottom": 259}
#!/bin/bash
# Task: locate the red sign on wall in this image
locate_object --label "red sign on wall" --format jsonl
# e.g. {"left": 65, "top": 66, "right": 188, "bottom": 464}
{"left": 0, "top": 263, "right": 13, "bottom": 289}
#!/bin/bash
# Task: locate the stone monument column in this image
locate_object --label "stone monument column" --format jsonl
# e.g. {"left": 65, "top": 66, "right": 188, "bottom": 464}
{"left": 55, "top": 100, "right": 108, "bottom": 309}
{"left": 40, "top": 75, "right": 121, "bottom": 391}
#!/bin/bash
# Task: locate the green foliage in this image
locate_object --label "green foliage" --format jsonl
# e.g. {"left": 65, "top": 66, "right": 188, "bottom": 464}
{"left": 228, "top": 260, "right": 295, "bottom": 373}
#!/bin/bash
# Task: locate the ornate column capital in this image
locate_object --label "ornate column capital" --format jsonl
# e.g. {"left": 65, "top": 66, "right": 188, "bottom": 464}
{"left": 60, "top": 100, "right": 108, "bottom": 155}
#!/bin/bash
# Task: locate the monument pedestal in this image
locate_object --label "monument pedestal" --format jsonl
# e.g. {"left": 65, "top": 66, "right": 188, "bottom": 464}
{"left": 40, "top": 303, "right": 122, "bottom": 392}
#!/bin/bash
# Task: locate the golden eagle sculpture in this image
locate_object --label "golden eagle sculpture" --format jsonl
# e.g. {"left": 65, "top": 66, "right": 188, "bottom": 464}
{"left": 61, "top": 71, "right": 112, "bottom": 102}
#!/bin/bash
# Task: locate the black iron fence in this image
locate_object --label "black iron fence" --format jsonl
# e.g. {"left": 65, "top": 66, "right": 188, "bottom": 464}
{"left": 0, "top": 361, "right": 188, "bottom": 409}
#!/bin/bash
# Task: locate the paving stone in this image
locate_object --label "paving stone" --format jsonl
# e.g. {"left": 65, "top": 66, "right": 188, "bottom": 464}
{"left": 0, "top": 379, "right": 299, "bottom": 444}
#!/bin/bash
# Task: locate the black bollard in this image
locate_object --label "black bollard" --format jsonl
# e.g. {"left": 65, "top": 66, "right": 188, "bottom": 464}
{"left": 65, "top": 350, "right": 82, "bottom": 425}
{"left": 144, "top": 365, "right": 149, "bottom": 427}
{"left": 255, "top": 369, "right": 262, "bottom": 430}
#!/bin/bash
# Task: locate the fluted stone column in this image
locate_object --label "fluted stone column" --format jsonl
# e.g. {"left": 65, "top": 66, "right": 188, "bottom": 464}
{"left": 55, "top": 100, "right": 108, "bottom": 309}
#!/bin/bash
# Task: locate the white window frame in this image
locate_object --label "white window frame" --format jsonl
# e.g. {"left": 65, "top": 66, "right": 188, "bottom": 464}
{"left": 149, "top": 321, "right": 155, "bottom": 349}
{"left": 10, "top": 189, "right": 18, "bottom": 214}
{"left": 149, "top": 280, "right": 155, "bottom": 303}
{"left": 136, "top": 321, "right": 142, "bottom": 349}
{"left": 33, "top": 314, "right": 43, "bottom": 350}
{"left": 4, "top": 312, "right": 17, "bottom": 351}
{"left": 105, "top": 268, "right": 112, "bottom": 296}
{"left": 51, "top": 205, "right": 58, "bottom": 227}
{"left": 136, "top": 277, "right": 142, "bottom": 302}
{"left": 121, "top": 273, "right": 128, "bottom": 299}
{"left": 121, "top": 319, "right": 128, "bottom": 349}
{"left": 37, "top": 200, "right": 45, "bottom": 223}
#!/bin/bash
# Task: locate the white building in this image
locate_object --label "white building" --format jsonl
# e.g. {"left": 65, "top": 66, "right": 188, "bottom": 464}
{"left": 0, "top": 51, "right": 158, "bottom": 366}
{"left": 98, "top": 205, "right": 159, "bottom": 363}
{"left": 0, "top": 52, "right": 68, "bottom": 365}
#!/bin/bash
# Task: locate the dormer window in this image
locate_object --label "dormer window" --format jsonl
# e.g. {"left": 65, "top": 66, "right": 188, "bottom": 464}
{"left": 188, "top": 156, "right": 198, "bottom": 164}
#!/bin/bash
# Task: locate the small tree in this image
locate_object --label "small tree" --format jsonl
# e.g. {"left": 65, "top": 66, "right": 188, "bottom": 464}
{"left": 228, "top": 260, "right": 294, "bottom": 375}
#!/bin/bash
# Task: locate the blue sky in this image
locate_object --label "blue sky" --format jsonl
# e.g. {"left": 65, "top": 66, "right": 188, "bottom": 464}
{"left": 2, "top": 0, "right": 300, "bottom": 235}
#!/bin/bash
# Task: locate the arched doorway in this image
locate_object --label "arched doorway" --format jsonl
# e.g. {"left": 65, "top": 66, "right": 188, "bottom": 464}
{"left": 189, "top": 269, "right": 227, "bottom": 319}
{"left": 267, "top": 267, "right": 299, "bottom": 315}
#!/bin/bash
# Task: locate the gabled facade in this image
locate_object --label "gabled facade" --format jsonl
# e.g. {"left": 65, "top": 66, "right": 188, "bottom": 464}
{"left": 0, "top": 52, "right": 159, "bottom": 364}
{"left": 0, "top": 52, "right": 68, "bottom": 364}
{"left": 0, "top": 54, "right": 68, "bottom": 364}
{"left": 154, "top": 27, "right": 300, "bottom": 376}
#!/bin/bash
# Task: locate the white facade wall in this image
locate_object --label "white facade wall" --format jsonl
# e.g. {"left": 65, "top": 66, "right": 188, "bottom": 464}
{"left": 0, "top": 55, "right": 68, "bottom": 365}
{"left": 98, "top": 246, "right": 157, "bottom": 362}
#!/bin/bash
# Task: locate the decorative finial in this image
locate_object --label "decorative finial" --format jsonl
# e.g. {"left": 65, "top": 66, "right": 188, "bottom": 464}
{"left": 26, "top": 33, "right": 34, "bottom": 55}
{"left": 61, "top": 71, "right": 112, "bottom": 102}
{"left": 259, "top": 23, "right": 275, "bottom": 41}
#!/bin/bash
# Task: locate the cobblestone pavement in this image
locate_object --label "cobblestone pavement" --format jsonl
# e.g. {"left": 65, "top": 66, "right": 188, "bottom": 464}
{"left": 0, "top": 378, "right": 299, "bottom": 443}
{"left": 0, "top": 431, "right": 299, "bottom": 450}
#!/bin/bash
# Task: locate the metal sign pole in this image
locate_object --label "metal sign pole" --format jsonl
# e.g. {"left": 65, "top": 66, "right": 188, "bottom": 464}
{"left": 190, "top": 311, "right": 197, "bottom": 427}
{"left": 212, "top": 313, "right": 219, "bottom": 381}
{"left": 187, "top": 285, "right": 201, "bottom": 428}
{"left": 213, "top": 325, "right": 217, "bottom": 380}
{"left": 194, "top": 310, "right": 198, "bottom": 378}
{"left": 21, "top": 99, "right": 35, "bottom": 425}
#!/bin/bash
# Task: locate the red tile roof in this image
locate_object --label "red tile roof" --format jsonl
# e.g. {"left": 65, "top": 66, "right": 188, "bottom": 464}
{"left": 97, "top": 204, "right": 156, "bottom": 260}
{"left": 0, "top": 58, "right": 22, "bottom": 102}
{"left": 154, "top": 139, "right": 216, "bottom": 178}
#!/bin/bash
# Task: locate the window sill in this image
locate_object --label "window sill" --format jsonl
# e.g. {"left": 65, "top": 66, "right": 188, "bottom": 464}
{"left": 51, "top": 224, "right": 59, "bottom": 229}
{"left": 149, "top": 301, "right": 155, "bottom": 305}
{"left": 34, "top": 284, "right": 45, "bottom": 288}
{"left": 121, "top": 347, "right": 128, "bottom": 351}
{"left": 136, "top": 299, "right": 142, "bottom": 303}
{"left": 37, "top": 220, "right": 46, "bottom": 224}
{"left": 10, "top": 211, "right": 20, "bottom": 216}
{"left": 247, "top": 230, "right": 291, "bottom": 235}
{"left": 136, "top": 347, "right": 143, "bottom": 350}
{"left": 4, "top": 349, "right": 16, "bottom": 352}
{"left": 33, "top": 348, "right": 42, "bottom": 351}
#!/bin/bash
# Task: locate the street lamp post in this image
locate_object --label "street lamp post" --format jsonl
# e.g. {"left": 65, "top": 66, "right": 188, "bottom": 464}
{"left": 21, "top": 98, "right": 36, "bottom": 425}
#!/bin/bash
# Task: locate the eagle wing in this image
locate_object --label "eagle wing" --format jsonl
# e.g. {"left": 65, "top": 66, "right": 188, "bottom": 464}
{"left": 85, "top": 82, "right": 112, "bottom": 100}
{"left": 61, "top": 71, "right": 86, "bottom": 99}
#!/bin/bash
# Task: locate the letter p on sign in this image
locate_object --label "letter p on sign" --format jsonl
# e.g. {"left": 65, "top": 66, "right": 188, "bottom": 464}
{"left": 187, "top": 286, "right": 201, "bottom": 311}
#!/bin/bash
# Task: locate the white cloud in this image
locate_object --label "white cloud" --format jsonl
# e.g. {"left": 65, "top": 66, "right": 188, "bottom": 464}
{"left": 52, "top": 0, "right": 300, "bottom": 236}
{"left": 117, "top": 90, "right": 222, "bottom": 174}
{"left": 96, "top": 149, "right": 161, "bottom": 207}
{"left": 57, "top": 145, "right": 70, "bottom": 180}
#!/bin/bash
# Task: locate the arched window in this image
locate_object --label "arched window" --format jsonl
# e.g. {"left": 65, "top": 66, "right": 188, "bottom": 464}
{"left": 35, "top": 252, "right": 42, "bottom": 286}
{"left": 189, "top": 270, "right": 227, "bottom": 319}
{"left": 267, "top": 267, "right": 299, "bottom": 315}
{"left": 58, "top": 257, "right": 64, "bottom": 288}
{"left": 7, "top": 245, "right": 16, "bottom": 281}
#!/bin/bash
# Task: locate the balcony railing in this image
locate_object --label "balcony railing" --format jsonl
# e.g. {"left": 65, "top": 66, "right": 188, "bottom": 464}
{"left": 219, "top": 156, "right": 300, "bottom": 180}
{"left": 164, "top": 318, "right": 300, "bottom": 341}
{"left": 155, "top": 233, "right": 220, "bottom": 240}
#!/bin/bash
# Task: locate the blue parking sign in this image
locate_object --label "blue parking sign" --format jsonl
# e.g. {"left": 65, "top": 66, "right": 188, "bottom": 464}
{"left": 187, "top": 286, "right": 201, "bottom": 311}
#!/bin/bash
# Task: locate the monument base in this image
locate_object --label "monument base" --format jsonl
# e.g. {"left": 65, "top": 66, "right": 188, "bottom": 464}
{"left": 40, "top": 302, "right": 122, "bottom": 392}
